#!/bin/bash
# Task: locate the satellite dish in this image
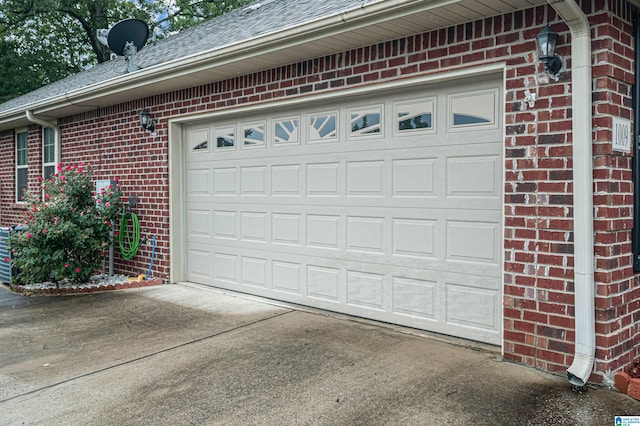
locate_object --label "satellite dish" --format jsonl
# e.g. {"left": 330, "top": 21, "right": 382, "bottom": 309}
{"left": 97, "top": 18, "right": 149, "bottom": 73}
{"left": 107, "top": 19, "right": 149, "bottom": 56}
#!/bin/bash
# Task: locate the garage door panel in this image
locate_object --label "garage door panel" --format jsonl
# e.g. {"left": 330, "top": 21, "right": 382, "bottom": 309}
{"left": 346, "top": 160, "right": 386, "bottom": 197}
{"left": 392, "top": 218, "right": 436, "bottom": 259}
{"left": 186, "top": 168, "right": 212, "bottom": 197}
{"left": 307, "top": 214, "right": 342, "bottom": 250}
{"left": 272, "top": 260, "right": 303, "bottom": 295}
{"left": 446, "top": 219, "right": 500, "bottom": 266}
{"left": 184, "top": 76, "right": 503, "bottom": 345}
{"left": 194, "top": 241, "right": 501, "bottom": 344}
{"left": 346, "top": 216, "right": 385, "bottom": 254}
{"left": 392, "top": 276, "right": 437, "bottom": 320}
{"left": 446, "top": 154, "right": 501, "bottom": 197}
{"left": 346, "top": 270, "right": 386, "bottom": 311}
{"left": 186, "top": 248, "right": 212, "bottom": 283}
{"left": 197, "top": 238, "right": 501, "bottom": 283}
{"left": 185, "top": 205, "right": 502, "bottom": 278}
{"left": 240, "top": 212, "right": 268, "bottom": 243}
{"left": 186, "top": 209, "right": 213, "bottom": 243}
{"left": 272, "top": 213, "right": 303, "bottom": 246}
{"left": 213, "top": 252, "right": 239, "bottom": 286}
{"left": 241, "top": 256, "right": 268, "bottom": 288}
{"left": 213, "top": 167, "right": 238, "bottom": 196}
{"left": 192, "top": 192, "right": 499, "bottom": 211}
{"left": 307, "top": 265, "right": 342, "bottom": 303}
{"left": 240, "top": 166, "right": 268, "bottom": 196}
{"left": 446, "top": 283, "right": 501, "bottom": 331}
{"left": 190, "top": 155, "right": 501, "bottom": 210}
{"left": 213, "top": 210, "right": 237, "bottom": 240}
{"left": 392, "top": 157, "right": 437, "bottom": 197}
{"left": 307, "top": 162, "right": 342, "bottom": 197}
{"left": 272, "top": 164, "right": 303, "bottom": 196}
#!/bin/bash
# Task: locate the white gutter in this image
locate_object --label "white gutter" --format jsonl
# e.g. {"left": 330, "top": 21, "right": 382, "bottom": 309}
{"left": 26, "top": 110, "right": 59, "bottom": 132}
{"left": 547, "top": 0, "right": 595, "bottom": 386}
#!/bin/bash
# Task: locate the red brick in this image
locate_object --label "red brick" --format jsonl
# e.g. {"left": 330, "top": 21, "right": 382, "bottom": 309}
{"left": 614, "top": 370, "right": 631, "bottom": 394}
{"left": 629, "top": 378, "right": 640, "bottom": 400}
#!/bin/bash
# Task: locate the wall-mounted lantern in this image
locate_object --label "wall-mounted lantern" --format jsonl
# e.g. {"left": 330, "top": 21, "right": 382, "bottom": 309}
{"left": 139, "top": 108, "right": 156, "bottom": 133}
{"left": 536, "top": 25, "right": 562, "bottom": 77}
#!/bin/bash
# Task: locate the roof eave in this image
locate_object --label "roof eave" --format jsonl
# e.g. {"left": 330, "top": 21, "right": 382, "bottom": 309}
{"left": 0, "top": 0, "right": 550, "bottom": 131}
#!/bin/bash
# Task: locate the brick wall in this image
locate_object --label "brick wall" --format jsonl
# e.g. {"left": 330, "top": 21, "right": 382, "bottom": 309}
{"left": 590, "top": 0, "right": 640, "bottom": 380}
{"left": 1, "top": 0, "right": 639, "bottom": 381}
{"left": 54, "top": 104, "right": 171, "bottom": 279}
{"left": 502, "top": 5, "right": 577, "bottom": 375}
{"left": 502, "top": 0, "right": 640, "bottom": 382}
{"left": 0, "top": 127, "right": 44, "bottom": 226}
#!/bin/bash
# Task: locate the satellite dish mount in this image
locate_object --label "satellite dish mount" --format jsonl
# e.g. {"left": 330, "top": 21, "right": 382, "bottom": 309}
{"left": 122, "top": 41, "right": 140, "bottom": 72}
{"left": 98, "top": 18, "right": 149, "bottom": 73}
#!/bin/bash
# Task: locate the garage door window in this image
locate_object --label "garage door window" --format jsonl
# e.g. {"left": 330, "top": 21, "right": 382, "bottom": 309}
{"left": 449, "top": 90, "right": 497, "bottom": 129}
{"left": 242, "top": 122, "right": 265, "bottom": 148}
{"left": 395, "top": 99, "right": 435, "bottom": 133}
{"left": 274, "top": 116, "right": 300, "bottom": 145}
{"left": 349, "top": 105, "right": 383, "bottom": 138}
{"left": 190, "top": 128, "right": 209, "bottom": 152}
{"left": 216, "top": 126, "right": 236, "bottom": 150}
{"left": 309, "top": 112, "right": 338, "bottom": 142}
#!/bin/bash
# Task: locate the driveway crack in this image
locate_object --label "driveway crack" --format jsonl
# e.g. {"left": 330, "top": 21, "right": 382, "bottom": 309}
{"left": 0, "top": 309, "right": 294, "bottom": 403}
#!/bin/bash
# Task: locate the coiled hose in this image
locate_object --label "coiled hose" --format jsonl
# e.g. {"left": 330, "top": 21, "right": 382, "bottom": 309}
{"left": 119, "top": 208, "right": 140, "bottom": 260}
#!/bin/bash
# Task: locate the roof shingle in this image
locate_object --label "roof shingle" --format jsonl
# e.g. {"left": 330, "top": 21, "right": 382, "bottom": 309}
{"left": 0, "top": 0, "right": 365, "bottom": 114}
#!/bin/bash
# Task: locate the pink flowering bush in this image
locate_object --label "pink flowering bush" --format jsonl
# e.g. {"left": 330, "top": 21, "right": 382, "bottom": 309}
{"left": 8, "top": 163, "right": 122, "bottom": 284}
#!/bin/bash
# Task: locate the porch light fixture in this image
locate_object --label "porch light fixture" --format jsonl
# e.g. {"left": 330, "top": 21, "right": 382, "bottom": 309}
{"left": 536, "top": 25, "right": 562, "bottom": 77}
{"left": 139, "top": 108, "right": 156, "bottom": 133}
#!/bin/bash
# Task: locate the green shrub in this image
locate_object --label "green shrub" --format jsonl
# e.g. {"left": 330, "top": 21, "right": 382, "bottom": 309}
{"left": 6, "top": 163, "right": 122, "bottom": 284}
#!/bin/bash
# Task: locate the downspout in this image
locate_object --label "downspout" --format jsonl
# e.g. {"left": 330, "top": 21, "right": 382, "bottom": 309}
{"left": 546, "top": 0, "right": 595, "bottom": 386}
{"left": 25, "top": 110, "right": 61, "bottom": 159}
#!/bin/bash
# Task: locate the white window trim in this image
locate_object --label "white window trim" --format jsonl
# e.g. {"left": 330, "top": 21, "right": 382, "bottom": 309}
{"left": 42, "top": 127, "right": 59, "bottom": 182}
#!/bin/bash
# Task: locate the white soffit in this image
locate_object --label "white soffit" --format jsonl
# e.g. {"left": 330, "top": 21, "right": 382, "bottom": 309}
{"left": 0, "top": 0, "right": 548, "bottom": 129}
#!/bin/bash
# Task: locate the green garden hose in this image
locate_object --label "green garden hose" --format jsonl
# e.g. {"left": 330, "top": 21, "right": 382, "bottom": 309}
{"left": 119, "top": 208, "right": 140, "bottom": 260}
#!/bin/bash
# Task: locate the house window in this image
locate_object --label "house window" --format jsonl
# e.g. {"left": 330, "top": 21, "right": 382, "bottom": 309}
{"left": 16, "top": 130, "right": 28, "bottom": 202}
{"left": 43, "top": 127, "right": 57, "bottom": 181}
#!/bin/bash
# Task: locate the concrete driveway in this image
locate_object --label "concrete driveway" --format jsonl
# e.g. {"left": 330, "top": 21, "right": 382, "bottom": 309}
{"left": 0, "top": 283, "right": 638, "bottom": 425}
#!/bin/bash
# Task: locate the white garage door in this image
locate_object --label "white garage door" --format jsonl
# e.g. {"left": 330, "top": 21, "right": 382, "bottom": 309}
{"left": 183, "top": 75, "right": 503, "bottom": 344}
